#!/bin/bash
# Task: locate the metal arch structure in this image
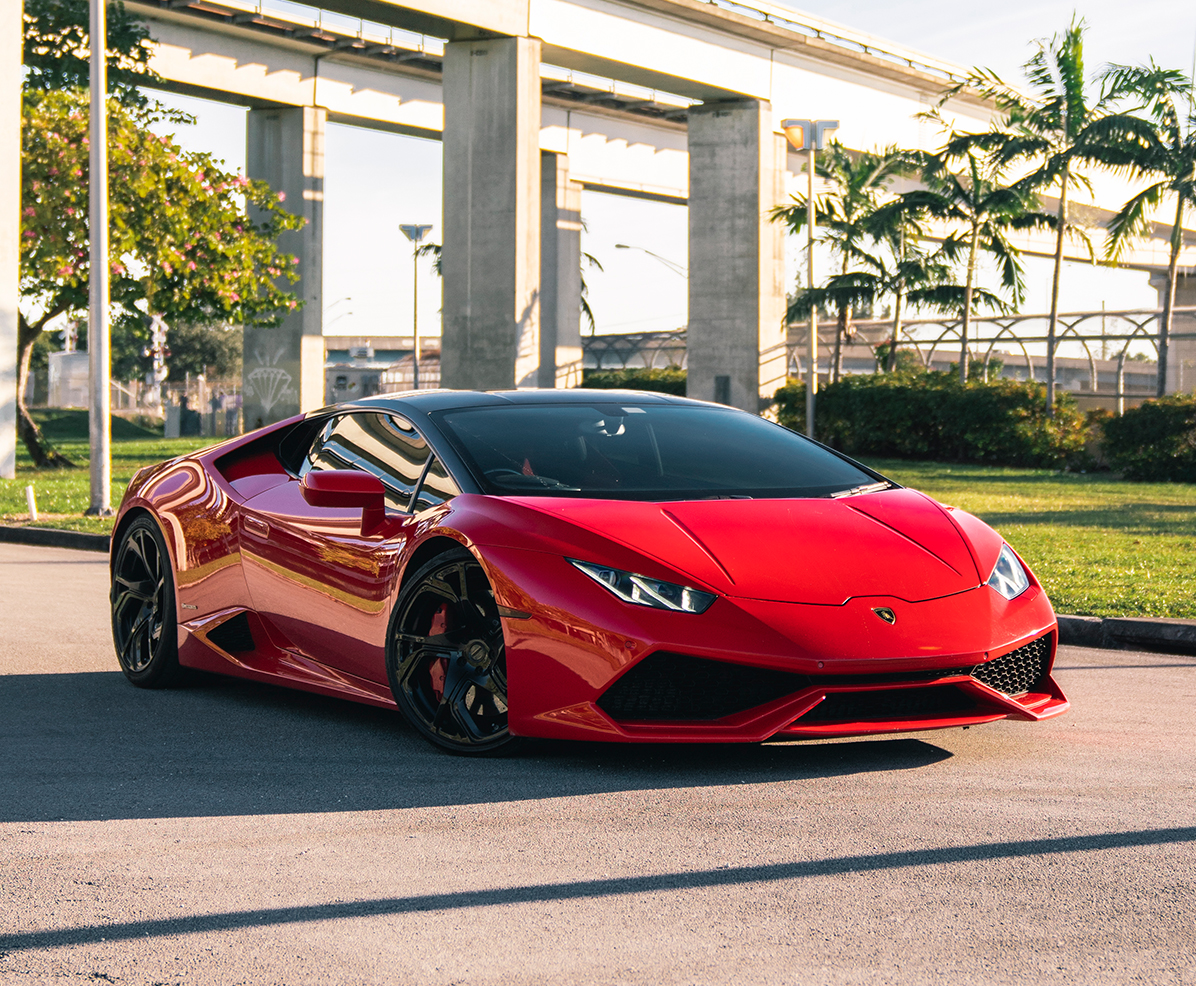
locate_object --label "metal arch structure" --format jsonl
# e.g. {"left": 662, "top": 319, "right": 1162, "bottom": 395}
{"left": 584, "top": 307, "right": 1196, "bottom": 408}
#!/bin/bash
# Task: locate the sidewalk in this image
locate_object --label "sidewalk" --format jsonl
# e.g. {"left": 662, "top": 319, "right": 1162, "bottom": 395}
{"left": 3, "top": 523, "right": 1194, "bottom": 656}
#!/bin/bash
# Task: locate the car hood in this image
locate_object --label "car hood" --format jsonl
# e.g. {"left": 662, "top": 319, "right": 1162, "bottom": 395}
{"left": 513, "top": 489, "right": 983, "bottom": 605}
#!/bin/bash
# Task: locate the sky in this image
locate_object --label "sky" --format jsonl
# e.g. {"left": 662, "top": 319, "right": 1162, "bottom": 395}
{"left": 147, "top": 1, "right": 1196, "bottom": 341}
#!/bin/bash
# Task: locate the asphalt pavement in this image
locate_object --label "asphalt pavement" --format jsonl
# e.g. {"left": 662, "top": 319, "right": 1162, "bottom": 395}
{"left": 1, "top": 541, "right": 1194, "bottom": 986}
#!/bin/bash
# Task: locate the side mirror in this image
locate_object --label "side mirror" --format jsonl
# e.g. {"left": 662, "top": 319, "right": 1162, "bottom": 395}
{"left": 300, "top": 470, "right": 386, "bottom": 534}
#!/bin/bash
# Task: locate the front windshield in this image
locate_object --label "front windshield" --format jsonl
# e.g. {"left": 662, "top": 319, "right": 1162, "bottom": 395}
{"left": 434, "top": 403, "right": 888, "bottom": 500}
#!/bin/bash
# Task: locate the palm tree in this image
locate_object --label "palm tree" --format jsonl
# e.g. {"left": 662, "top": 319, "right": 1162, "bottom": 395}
{"left": 1102, "top": 62, "right": 1196, "bottom": 397}
{"left": 887, "top": 147, "right": 1051, "bottom": 382}
{"left": 772, "top": 143, "right": 912, "bottom": 381}
{"left": 939, "top": 18, "right": 1156, "bottom": 407}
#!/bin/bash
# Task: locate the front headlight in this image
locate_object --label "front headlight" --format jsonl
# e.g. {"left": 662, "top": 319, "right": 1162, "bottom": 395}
{"left": 987, "top": 543, "right": 1030, "bottom": 600}
{"left": 568, "top": 559, "right": 716, "bottom": 614}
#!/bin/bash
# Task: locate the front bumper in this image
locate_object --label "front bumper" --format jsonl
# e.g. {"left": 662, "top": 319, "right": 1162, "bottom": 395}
{"left": 481, "top": 546, "right": 1065, "bottom": 743}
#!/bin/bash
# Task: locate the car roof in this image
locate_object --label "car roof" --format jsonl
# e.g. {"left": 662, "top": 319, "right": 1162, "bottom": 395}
{"left": 319, "top": 388, "right": 717, "bottom": 417}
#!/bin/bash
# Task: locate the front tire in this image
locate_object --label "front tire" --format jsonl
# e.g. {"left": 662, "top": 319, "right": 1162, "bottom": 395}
{"left": 386, "top": 548, "right": 519, "bottom": 755}
{"left": 111, "top": 515, "right": 183, "bottom": 688}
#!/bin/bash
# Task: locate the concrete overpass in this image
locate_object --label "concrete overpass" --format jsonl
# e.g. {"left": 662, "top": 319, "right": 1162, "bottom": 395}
{"left": 4, "top": 0, "right": 1195, "bottom": 477}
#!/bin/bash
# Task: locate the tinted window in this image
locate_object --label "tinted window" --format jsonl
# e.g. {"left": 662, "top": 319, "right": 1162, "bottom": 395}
{"left": 411, "top": 455, "right": 461, "bottom": 513}
{"left": 301, "top": 412, "right": 431, "bottom": 511}
{"left": 434, "top": 404, "right": 883, "bottom": 500}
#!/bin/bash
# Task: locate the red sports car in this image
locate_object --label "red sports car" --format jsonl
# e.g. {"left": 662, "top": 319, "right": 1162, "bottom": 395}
{"left": 110, "top": 389, "right": 1067, "bottom": 754}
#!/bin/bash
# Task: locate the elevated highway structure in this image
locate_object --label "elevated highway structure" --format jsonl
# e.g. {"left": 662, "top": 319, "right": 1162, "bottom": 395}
{"left": 3, "top": 0, "right": 1195, "bottom": 478}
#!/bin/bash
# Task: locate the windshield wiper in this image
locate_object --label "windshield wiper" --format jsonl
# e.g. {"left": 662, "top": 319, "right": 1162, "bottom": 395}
{"left": 828, "top": 481, "right": 892, "bottom": 499}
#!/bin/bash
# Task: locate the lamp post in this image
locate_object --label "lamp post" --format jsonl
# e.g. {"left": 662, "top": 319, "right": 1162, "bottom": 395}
{"left": 781, "top": 118, "right": 838, "bottom": 439}
{"left": 614, "top": 243, "right": 687, "bottom": 278}
{"left": 399, "top": 224, "right": 433, "bottom": 390}
{"left": 86, "top": 0, "right": 113, "bottom": 515}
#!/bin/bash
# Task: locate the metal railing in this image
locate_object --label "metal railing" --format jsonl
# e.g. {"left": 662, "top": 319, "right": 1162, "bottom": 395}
{"left": 582, "top": 308, "right": 1196, "bottom": 411}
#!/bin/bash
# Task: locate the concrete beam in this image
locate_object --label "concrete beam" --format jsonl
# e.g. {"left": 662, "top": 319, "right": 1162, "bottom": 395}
{"left": 686, "top": 99, "right": 786, "bottom": 412}
{"left": 243, "top": 106, "right": 326, "bottom": 430}
{"left": 540, "top": 152, "right": 583, "bottom": 389}
{"left": 440, "top": 37, "right": 542, "bottom": 391}
{"left": 0, "top": 1, "right": 19, "bottom": 479}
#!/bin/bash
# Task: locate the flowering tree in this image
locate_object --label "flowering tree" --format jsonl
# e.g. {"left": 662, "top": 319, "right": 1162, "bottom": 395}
{"left": 19, "top": 90, "right": 303, "bottom": 466}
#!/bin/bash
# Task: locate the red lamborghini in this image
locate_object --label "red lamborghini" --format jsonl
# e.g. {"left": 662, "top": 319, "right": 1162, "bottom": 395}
{"left": 110, "top": 389, "right": 1067, "bottom": 754}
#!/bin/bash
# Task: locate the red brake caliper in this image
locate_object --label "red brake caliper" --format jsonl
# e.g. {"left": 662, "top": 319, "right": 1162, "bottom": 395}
{"left": 428, "top": 604, "right": 449, "bottom": 701}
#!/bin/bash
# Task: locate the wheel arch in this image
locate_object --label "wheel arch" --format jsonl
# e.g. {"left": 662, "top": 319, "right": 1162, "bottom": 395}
{"left": 399, "top": 535, "right": 473, "bottom": 595}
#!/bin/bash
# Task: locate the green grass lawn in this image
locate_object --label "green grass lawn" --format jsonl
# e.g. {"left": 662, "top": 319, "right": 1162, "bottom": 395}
{"left": 862, "top": 459, "right": 1196, "bottom": 621}
{"left": 1, "top": 410, "right": 209, "bottom": 533}
{"left": 2, "top": 411, "right": 1193, "bottom": 618}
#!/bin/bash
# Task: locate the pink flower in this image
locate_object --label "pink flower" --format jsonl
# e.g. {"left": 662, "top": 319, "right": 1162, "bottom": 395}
{"left": 277, "top": 191, "right": 286, "bottom": 202}
{"left": 229, "top": 292, "right": 240, "bottom": 302}
{"left": 187, "top": 261, "right": 196, "bottom": 271}
{"left": 23, "top": 230, "right": 34, "bottom": 239}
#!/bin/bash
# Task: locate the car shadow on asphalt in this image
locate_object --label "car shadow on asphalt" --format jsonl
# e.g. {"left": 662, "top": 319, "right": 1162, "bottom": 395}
{"left": 0, "top": 670, "right": 954, "bottom": 822}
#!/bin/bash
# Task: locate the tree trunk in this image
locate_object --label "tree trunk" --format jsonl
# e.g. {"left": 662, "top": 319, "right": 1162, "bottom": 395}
{"left": 1046, "top": 169, "right": 1069, "bottom": 415}
{"left": 17, "top": 314, "right": 76, "bottom": 469}
{"left": 961, "top": 223, "right": 979, "bottom": 384}
{"left": 833, "top": 304, "right": 850, "bottom": 383}
{"left": 1157, "top": 194, "right": 1183, "bottom": 398}
{"left": 888, "top": 285, "right": 904, "bottom": 372}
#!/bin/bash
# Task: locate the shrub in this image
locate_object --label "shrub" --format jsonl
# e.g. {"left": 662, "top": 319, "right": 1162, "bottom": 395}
{"left": 582, "top": 367, "right": 687, "bottom": 396}
{"left": 774, "top": 370, "right": 1089, "bottom": 468}
{"left": 1101, "top": 394, "right": 1196, "bottom": 482}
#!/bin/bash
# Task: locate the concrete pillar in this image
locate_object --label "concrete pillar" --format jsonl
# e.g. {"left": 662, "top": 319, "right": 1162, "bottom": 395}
{"left": 686, "top": 100, "right": 787, "bottom": 412}
{"left": 243, "top": 106, "right": 325, "bottom": 430}
{"left": 1154, "top": 272, "right": 1196, "bottom": 394}
{"left": 540, "top": 152, "right": 583, "bottom": 389}
{"left": 0, "top": 2, "right": 20, "bottom": 479}
{"left": 441, "top": 37, "right": 542, "bottom": 391}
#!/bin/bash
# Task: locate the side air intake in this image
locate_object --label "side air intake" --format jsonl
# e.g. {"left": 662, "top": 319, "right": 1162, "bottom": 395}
{"left": 206, "top": 612, "right": 256, "bottom": 654}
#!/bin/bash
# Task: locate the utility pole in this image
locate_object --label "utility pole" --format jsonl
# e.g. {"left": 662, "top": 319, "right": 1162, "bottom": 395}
{"left": 87, "top": 0, "right": 112, "bottom": 515}
{"left": 782, "top": 119, "right": 838, "bottom": 439}
{"left": 399, "top": 224, "right": 433, "bottom": 391}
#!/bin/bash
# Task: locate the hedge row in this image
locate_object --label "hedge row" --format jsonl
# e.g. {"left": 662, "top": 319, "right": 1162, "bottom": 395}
{"left": 582, "top": 367, "right": 687, "bottom": 395}
{"left": 773, "top": 372, "right": 1089, "bottom": 469}
{"left": 1101, "top": 394, "right": 1196, "bottom": 481}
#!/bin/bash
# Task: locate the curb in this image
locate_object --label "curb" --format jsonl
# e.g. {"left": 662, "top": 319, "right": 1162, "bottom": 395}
{"left": 0, "top": 525, "right": 110, "bottom": 553}
{"left": 1056, "top": 614, "right": 1196, "bottom": 657}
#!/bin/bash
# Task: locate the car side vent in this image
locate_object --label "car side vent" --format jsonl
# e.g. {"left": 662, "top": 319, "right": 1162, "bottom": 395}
{"left": 598, "top": 652, "right": 810, "bottom": 721}
{"left": 971, "top": 634, "right": 1052, "bottom": 696}
{"left": 800, "top": 684, "right": 977, "bottom": 723}
{"left": 206, "top": 612, "right": 256, "bottom": 654}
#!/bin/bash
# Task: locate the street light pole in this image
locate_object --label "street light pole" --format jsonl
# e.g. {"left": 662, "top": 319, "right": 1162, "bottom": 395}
{"left": 781, "top": 119, "right": 838, "bottom": 440}
{"left": 87, "top": 0, "right": 112, "bottom": 515}
{"left": 399, "top": 224, "right": 433, "bottom": 390}
{"left": 614, "top": 243, "right": 687, "bottom": 278}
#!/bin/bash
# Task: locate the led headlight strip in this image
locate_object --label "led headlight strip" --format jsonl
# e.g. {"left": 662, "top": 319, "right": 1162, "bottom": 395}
{"left": 987, "top": 543, "right": 1030, "bottom": 600}
{"left": 568, "top": 559, "right": 716, "bottom": 614}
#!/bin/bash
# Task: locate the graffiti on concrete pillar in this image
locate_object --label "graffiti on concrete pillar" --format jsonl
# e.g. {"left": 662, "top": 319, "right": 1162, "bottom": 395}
{"left": 245, "top": 346, "right": 296, "bottom": 415}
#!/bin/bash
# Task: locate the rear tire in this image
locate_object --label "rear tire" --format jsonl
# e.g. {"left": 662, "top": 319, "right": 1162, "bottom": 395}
{"left": 111, "top": 515, "right": 183, "bottom": 688}
{"left": 387, "top": 548, "right": 521, "bottom": 756}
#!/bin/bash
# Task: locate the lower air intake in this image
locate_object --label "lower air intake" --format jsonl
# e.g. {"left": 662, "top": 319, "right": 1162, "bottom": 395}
{"left": 972, "top": 634, "right": 1052, "bottom": 696}
{"left": 799, "top": 684, "right": 978, "bottom": 723}
{"left": 598, "top": 652, "right": 810, "bottom": 721}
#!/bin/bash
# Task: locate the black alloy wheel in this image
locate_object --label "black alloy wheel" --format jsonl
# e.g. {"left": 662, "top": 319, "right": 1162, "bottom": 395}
{"left": 387, "top": 548, "right": 519, "bottom": 755}
{"left": 111, "top": 515, "right": 182, "bottom": 688}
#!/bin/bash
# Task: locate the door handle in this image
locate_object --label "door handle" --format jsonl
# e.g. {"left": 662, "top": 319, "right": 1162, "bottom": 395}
{"left": 244, "top": 515, "right": 269, "bottom": 539}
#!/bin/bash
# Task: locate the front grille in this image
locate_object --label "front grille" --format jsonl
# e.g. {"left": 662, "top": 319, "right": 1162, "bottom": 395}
{"left": 798, "top": 684, "right": 978, "bottom": 723}
{"left": 206, "top": 612, "right": 256, "bottom": 654}
{"left": 597, "top": 632, "right": 1054, "bottom": 725}
{"left": 972, "top": 634, "right": 1052, "bottom": 696}
{"left": 597, "top": 652, "right": 809, "bottom": 721}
